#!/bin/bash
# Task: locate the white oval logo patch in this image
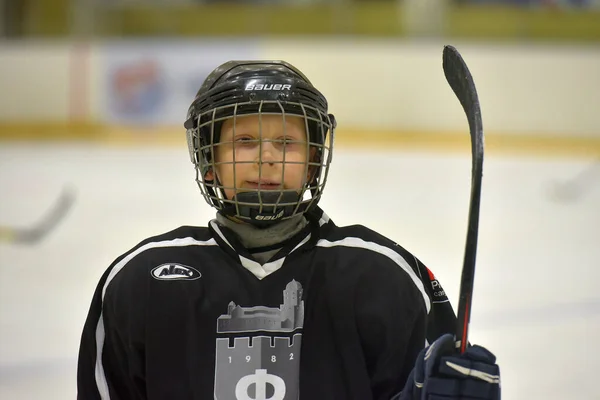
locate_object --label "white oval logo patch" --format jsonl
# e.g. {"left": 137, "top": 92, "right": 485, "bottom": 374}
{"left": 151, "top": 263, "right": 201, "bottom": 281}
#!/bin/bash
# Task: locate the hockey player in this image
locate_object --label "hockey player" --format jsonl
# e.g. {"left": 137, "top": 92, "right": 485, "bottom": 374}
{"left": 77, "top": 60, "right": 500, "bottom": 400}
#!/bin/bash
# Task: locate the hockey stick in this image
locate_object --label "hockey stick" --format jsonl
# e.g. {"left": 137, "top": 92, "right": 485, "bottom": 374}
{"left": 442, "top": 45, "right": 484, "bottom": 354}
{"left": 0, "top": 186, "right": 76, "bottom": 245}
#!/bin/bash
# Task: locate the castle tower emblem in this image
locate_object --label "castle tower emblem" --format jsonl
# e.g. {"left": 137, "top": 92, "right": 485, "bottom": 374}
{"left": 217, "top": 280, "right": 304, "bottom": 333}
{"left": 214, "top": 280, "right": 305, "bottom": 400}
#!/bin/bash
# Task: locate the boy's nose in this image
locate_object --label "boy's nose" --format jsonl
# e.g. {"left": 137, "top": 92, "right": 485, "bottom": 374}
{"left": 256, "top": 141, "right": 277, "bottom": 165}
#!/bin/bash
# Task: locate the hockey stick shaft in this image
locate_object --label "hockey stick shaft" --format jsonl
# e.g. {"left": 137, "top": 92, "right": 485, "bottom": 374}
{"left": 442, "top": 46, "right": 485, "bottom": 354}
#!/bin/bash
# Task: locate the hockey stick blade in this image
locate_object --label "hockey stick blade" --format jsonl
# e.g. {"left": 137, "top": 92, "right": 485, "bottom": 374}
{"left": 442, "top": 45, "right": 484, "bottom": 354}
{"left": 0, "top": 186, "right": 76, "bottom": 245}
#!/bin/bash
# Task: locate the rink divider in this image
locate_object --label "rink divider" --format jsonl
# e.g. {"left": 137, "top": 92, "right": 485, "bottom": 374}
{"left": 0, "top": 124, "right": 598, "bottom": 158}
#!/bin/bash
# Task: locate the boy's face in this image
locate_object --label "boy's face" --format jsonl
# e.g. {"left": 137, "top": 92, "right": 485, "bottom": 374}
{"left": 205, "top": 114, "right": 312, "bottom": 201}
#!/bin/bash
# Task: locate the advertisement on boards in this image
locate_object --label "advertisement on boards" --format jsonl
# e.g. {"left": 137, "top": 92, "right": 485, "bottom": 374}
{"left": 101, "top": 40, "right": 261, "bottom": 125}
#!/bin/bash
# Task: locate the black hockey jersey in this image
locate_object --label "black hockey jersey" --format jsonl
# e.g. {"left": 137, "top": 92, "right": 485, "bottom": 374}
{"left": 77, "top": 208, "right": 456, "bottom": 400}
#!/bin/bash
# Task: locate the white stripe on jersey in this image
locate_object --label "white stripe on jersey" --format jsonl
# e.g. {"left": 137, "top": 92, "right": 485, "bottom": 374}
{"left": 209, "top": 221, "right": 234, "bottom": 250}
{"left": 95, "top": 237, "right": 218, "bottom": 399}
{"left": 319, "top": 212, "right": 330, "bottom": 226}
{"left": 316, "top": 238, "right": 431, "bottom": 313}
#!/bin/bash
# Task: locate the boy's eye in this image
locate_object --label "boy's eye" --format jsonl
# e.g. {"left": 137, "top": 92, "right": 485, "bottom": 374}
{"left": 276, "top": 136, "right": 294, "bottom": 145}
{"left": 234, "top": 136, "right": 255, "bottom": 144}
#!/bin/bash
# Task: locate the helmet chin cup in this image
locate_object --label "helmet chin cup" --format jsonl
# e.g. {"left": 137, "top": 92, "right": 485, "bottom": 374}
{"left": 222, "top": 191, "right": 303, "bottom": 227}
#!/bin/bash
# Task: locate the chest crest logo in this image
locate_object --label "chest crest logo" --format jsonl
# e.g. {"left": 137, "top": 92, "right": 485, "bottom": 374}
{"left": 151, "top": 263, "right": 201, "bottom": 281}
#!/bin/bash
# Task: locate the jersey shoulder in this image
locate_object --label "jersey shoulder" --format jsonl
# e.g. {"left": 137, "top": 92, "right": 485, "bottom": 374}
{"left": 111, "top": 225, "right": 214, "bottom": 265}
{"left": 320, "top": 221, "right": 431, "bottom": 312}
{"left": 101, "top": 225, "right": 216, "bottom": 292}
{"left": 323, "top": 222, "right": 420, "bottom": 262}
{"left": 318, "top": 214, "right": 456, "bottom": 338}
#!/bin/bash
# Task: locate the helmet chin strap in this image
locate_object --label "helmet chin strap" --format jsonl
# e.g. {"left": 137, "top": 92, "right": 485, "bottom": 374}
{"left": 222, "top": 190, "right": 303, "bottom": 228}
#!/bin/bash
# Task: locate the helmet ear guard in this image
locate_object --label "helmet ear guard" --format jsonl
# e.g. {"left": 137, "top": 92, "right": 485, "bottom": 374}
{"left": 185, "top": 60, "right": 336, "bottom": 226}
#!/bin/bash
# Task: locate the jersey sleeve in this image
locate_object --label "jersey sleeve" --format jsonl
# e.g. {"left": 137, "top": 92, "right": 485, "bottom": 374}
{"left": 412, "top": 260, "right": 458, "bottom": 343}
{"left": 389, "top": 243, "right": 458, "bottom": 344}
{"left": 77, "top": 252, "right": 148, "bottom": 400}
{"left": 354, "top": 258, "right": 428, "bottom": 400}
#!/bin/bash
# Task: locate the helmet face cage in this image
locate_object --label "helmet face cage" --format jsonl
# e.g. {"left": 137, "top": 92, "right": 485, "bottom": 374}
{"left": 187, "top": 99, "right": 335, "bottom": 224}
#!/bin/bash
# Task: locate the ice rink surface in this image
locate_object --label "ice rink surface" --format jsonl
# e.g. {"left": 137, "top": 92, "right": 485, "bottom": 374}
{"left": 0, "top": 142, "right": 598, "bottom": 399}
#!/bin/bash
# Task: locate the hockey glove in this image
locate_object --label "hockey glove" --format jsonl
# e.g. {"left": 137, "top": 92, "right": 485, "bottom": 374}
{"left": 392, "top": 333, "right": 500, "bottom": 400}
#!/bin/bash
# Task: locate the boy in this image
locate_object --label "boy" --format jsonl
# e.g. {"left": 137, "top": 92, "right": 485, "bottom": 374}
{"left": 77, "top": 60, "right": 500, "bottom": 399}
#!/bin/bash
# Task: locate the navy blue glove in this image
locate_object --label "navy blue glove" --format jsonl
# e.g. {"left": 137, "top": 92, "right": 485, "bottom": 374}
{"left": 393, "top": 334, "right": 501, "bottom": 400}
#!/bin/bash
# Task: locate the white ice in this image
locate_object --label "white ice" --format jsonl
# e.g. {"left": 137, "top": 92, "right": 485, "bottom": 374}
{"left": 0, "top": 142, "right": 598, "bottom": 399}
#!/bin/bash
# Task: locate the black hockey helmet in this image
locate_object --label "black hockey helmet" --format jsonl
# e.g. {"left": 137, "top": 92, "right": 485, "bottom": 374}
{"left": 184, "top": 60, "right": 336, "bottom": 226}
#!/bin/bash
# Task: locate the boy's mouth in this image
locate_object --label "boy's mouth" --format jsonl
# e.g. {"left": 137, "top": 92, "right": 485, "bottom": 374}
{"left": 244, "top": 180, "right": 283, "bottom": 190}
